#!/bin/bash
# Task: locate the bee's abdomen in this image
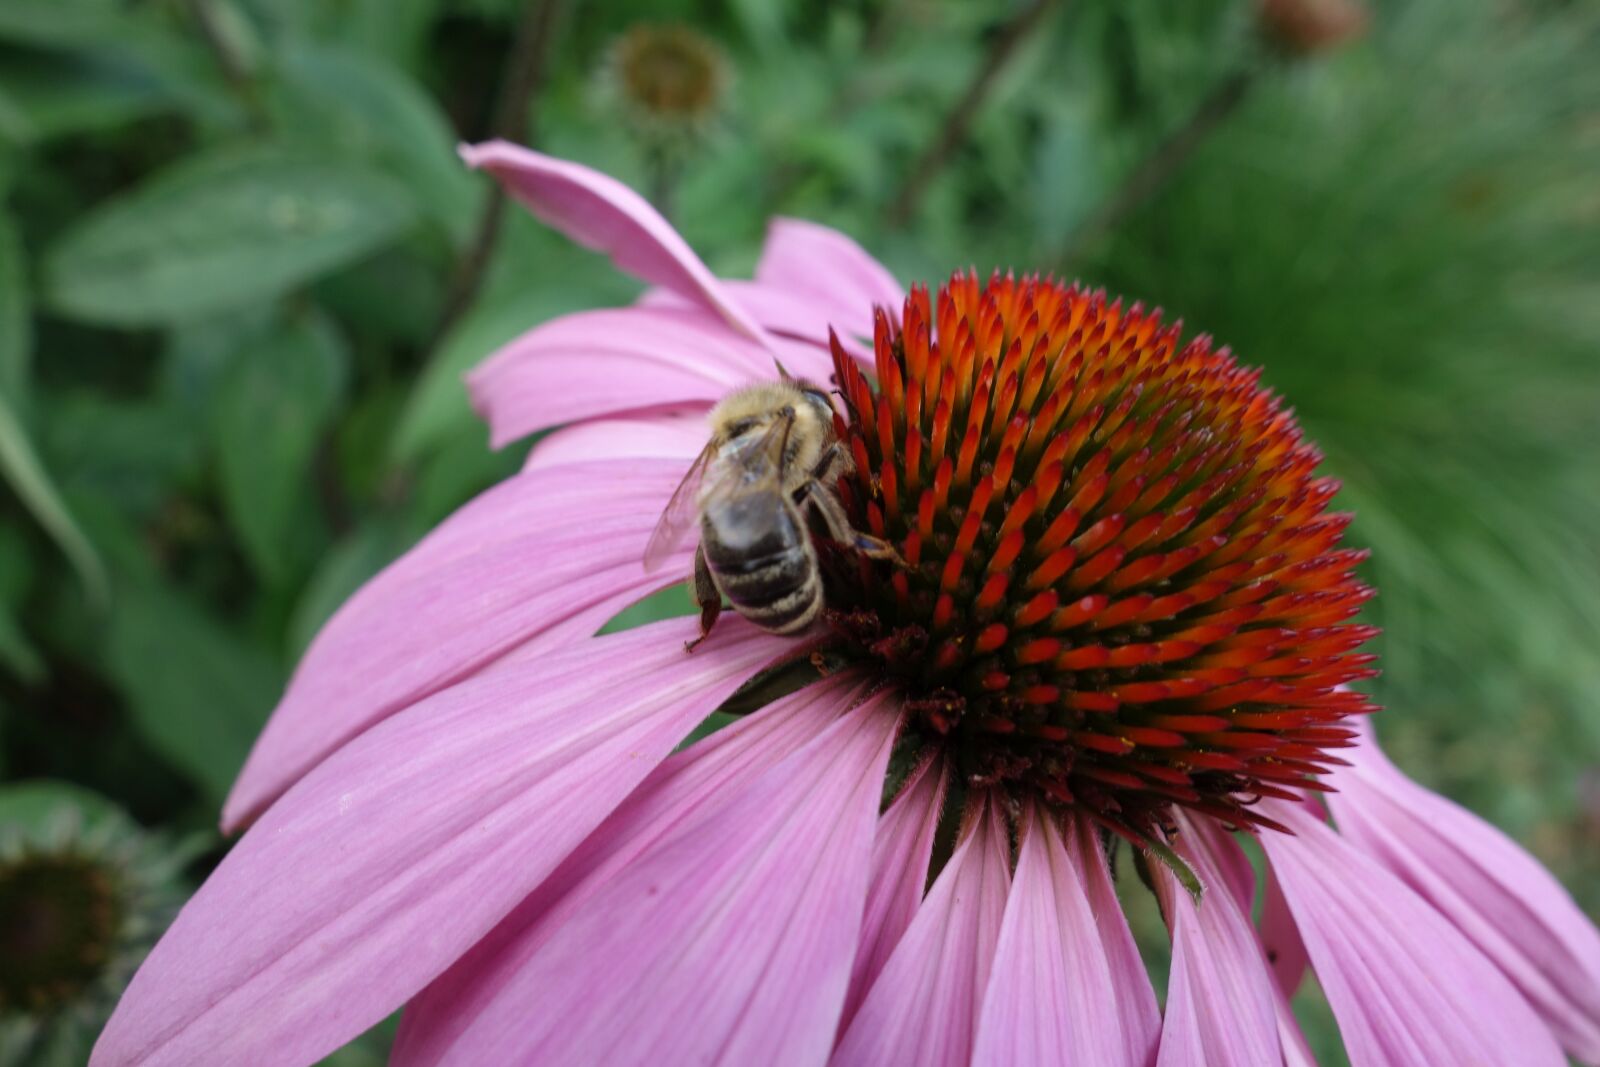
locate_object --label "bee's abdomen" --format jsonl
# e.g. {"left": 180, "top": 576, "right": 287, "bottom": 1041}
{"left": 702, "top": 495, "right": 821, "bottom": 634}
{"left": 711, "top": 546, "right": 820, "bottom": 633}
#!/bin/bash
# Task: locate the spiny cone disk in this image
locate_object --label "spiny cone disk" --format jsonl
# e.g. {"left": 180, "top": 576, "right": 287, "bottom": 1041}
{"left": 824, "top": 271, "right": 1379, "bottom": 843}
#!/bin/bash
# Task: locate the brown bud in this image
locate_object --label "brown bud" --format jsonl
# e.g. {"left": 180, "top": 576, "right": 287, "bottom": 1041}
{"left": 1258, "top": 0, "right": 1370, "bottom": 56}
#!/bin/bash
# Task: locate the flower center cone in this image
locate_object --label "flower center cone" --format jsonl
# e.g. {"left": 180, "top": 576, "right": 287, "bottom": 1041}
{"left": 0, "top": 854, "right": 120, "bottom": 1013}
{"left": 821, "top": 271, "right": 1379, "bottom": 844}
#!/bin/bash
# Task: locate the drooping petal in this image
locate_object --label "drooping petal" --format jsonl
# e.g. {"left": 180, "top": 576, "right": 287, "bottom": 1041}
{"left": 1328, "top": 719, "right": 1600, "bottom": 1063}
{"left": 1274, "top": 982, "right": 1319, "bottom": 1067}
{"left": 522, "top": 406, "right": 711, "bottom": 472}
{"left": 1155, "top": 816, "right": 1283, "bottom": 1067}
{"left": 754, "top": 217, "right": 905, "bottom": 342}
{"left": 93, "top": 618, "right": 788, "bottom": 1067}
{"left": 832, "top": 793, "right": 1011, "bottom": 1067}
{"left": 1260, "top": 796, "right": 1568, "bottom": 1067}
{"left": 460, "top": 140, "right": 770, "bottom": 344}
{"left": 1062, "top": 816, "right": 1162, "bottom": 1058}
{"left": 222, "top": 459, "right": 691, "bottom": 829}
{"left": 467, "top": 306, "right": 769, "bottom": 448}
{"left": 1260, "top": 865, "right": 1310, "bottom": 996}
{"left": 841, "top": 753, "right": 947, "bottom": 1030}
{"left": 1216, "top": 829, "right": 1323, "bottom": 1066}
{"left": 394, "top": 672, "right": 865, "bottom": 1066}
{"left": 395, "top": 685, "right": 900, "bottom": 1067}
{"left": 972, "top": 804, "right": 1157, "bottom": 1067}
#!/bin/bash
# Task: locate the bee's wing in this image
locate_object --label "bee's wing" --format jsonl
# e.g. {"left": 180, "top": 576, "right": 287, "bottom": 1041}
{"left": 703, "top": 409, "right": 793, "bottom": 498}
{"left": 643, "top": 442, "right": 718, "bottom": 573}
{"left": 644, "top": 413, "right": 797, "bottom": 573}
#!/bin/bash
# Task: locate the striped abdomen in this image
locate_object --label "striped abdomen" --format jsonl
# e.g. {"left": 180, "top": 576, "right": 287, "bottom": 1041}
{"left": 701, "top": 489, "right": 821, "bottom": 634}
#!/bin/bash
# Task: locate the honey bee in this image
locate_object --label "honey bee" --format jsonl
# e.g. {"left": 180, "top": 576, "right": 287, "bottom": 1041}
{"left": 644, "top": 368, "right": 900, "bottom": 648}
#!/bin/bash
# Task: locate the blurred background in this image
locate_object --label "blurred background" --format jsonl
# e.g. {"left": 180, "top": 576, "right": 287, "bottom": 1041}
{"left": 0, "top": 0, "right": 1596, "bottom": 1063}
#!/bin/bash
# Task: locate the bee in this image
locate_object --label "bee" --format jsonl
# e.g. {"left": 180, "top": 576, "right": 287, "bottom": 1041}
{"left": 644, "top": 369, "right": 900, "bottom": 649}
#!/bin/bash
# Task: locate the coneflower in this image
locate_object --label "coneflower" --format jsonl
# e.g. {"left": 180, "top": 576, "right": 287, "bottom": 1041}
{"left": 598, "top": 22, "right": 729, "bottom": 213}
{"left": 1, "top": 785, "right": 183, "bottom": 1067}
{"left": 93, "top": 143, "right": 1600, "bottom": 1067}
{"left": 602, "top": 22, "right": 729, "bottom": 139}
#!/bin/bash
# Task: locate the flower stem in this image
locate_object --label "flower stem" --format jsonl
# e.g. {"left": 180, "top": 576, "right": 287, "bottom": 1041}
{"left": 646, "top": 142, "right": 680, "bottom": 223}
{"left": 185, "top": 0, "right": 265, "bottom": 126}
{"left": 1057, "top": 65, "right": 1258, "bottom": 266}
{"left": 888, "top": 0, "right": 1059, "bottom": 227}
{"left": 434, "top": 0, "right": 566, "bottom": 344}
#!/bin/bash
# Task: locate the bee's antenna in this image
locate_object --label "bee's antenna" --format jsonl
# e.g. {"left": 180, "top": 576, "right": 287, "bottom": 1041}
{"left": 773, "top": 357, "right": 793, "bottom": 380}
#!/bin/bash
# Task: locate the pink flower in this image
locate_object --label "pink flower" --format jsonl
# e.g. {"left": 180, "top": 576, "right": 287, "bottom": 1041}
{"left": 93, "top": 143, "right": 1599, "bottom": 1067}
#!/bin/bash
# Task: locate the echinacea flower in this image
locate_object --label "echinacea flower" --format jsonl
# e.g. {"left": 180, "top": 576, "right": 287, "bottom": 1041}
{"left": 1, "top": 784, "right": 184, "bottom": 1067}
{"left": 601, "top": 22, "right": 730, "bottom": 142}
{"left": 94, "top": 143, "right": 1600, "bottom": 1067}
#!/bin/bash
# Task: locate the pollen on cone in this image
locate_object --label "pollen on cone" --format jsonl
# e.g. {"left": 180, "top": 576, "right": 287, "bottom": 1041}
{"left": 824, "top": 271, "right": 1379, "bottom": 842}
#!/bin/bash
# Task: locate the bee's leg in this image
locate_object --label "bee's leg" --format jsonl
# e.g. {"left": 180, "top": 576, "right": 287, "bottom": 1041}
{"left": 797, "top": 481, "right": 906, "bottom": 565}
{"left": 686, "top": 543, "right": 722, "bottom": 652}
{"left": 808, "top": 441, "right": 848, "bottom": 483}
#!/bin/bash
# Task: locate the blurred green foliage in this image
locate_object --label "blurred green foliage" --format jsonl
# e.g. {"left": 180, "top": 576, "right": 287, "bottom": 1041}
{"left": 0, "top": 0, "right": 1595, "bottom": 1062}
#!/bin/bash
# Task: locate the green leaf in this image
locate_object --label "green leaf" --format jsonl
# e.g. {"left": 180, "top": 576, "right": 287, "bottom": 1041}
{"left": 388, "top": 225, "right": 640, "bottom": 465}
{"left": 213, "top": 310, "right": 349, "bottom": 584}
{"left": 0, "top": 51, "right": 173, "bottom": 145}
{"left": 269, "top": 43, "right": 479, "bottom": 245}
{"left": 0, "top": 211, "right": 27, "bottom": 400}
{"left": 410, "top": 424, "right": 524, "bottom": 527}
{"left": 43, "top": 144, "right": 418, "bottom": 326}
{"left": 42, "top": 393, "right": 203, "bottom": 521}
{"left": 0, "top": 779, "right": 133, "bottom": 833}
{"left": 386, "top": 291, "right": 547, "bottom": 464}
{"left": 0, "top": 0, "right": 145, "bottom": 50}
{"left": 0, "top": 85, "right": 33, "bottom": 145}
{"left": 312, "top": 250, "right": 442, "bottom": 346}
{"left": 286, "top": 519, "right": 411, "bottom": 659}
{"left": 160, "top": 307, "right": 278, "bottom": 415}
{"left": 102, "top": 582, "right": 282, "bottom": 804}
{"left": 0, "top": 391, "right": 107, "bottom": 607}
{"left": 0, "top": 600, "right": 43, "bottom": 683}
{"left": 0, "top": 0, "right": 233, "bottom": 125}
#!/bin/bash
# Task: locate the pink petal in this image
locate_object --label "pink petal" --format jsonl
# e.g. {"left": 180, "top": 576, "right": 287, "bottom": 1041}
{"left": 1203, "top": 817, "right": 1315, "bottom": 1005}
{"left": 522, "top": 406, "right": 711, "bottom": 472}
{"left": 832, "top": 794, "right": 1011, "bottom": 1067}
{"left": 92, "top": 617, "right": 788, "bottom": 1067}
{"left": 394, "top": 672, "right": 864, "bottom": 1065}
{"left": 755, "top": 217, "right": 905, "bottom": 342}
{"left": 461, "top": 140, "right": 770, "bottom": 344}
{"left": 1261, "top": 865, "right": 1311, "bottom": 996}
{"left": 223, "top": 459, "right": 689, "bottom": 830}
{"left": 466, "top": 306, "right": 770, "bottom": 449}
{"left": 638, "top": 282, "right": 871, "bottom": 369}
{"left": 1259, "top": 796, "right": 1568, "bottom": 1067}
{"left": 394, "top": 684, "right": 901, "bottom": 1066}
{"left": 841, "top": 753, "right": 948, "bottom": 1030}
{"left": 973, "top": 805, "right": 1161, "bottom": 1067}
{"left": 1275, "top": 982, "right": 1319, "bottom": 1067}
{"left": 1063, "top": 815, "right": 1162, "bottom": 1056}
{"left": 1328, "top": 720, "right": 1600, "bottom": 1062}
{"left": 1155, "top": 816, "right": 1283, "bottom": 1067}
{"left": 720, "top": 280, "right": 876, "bottom": 363}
